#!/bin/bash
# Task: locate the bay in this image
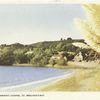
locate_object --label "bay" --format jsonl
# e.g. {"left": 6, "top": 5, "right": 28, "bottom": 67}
{"left": 0, "top": 66, "right": 71, "bottom": 87}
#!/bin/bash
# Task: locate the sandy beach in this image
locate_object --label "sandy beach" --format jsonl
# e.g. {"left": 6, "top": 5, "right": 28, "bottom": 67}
{"left": 39, "top": 61, "right": 100, "bottom": 91}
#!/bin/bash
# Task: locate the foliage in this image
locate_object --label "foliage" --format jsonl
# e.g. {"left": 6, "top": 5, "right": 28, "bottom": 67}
{"left": 0, "top": 47, "right": 14, "bottom": 65}
{"left": 56, "top": 58, "right": 66, "bottom": 65}
{"left": 74, "top": 4, "right": 100, "bottom": 53}
{"left": 49, "top": 59, "right": 56, "bottom": 66}
{"left": 0, "top": 39, "right": 98, "bottom": 66}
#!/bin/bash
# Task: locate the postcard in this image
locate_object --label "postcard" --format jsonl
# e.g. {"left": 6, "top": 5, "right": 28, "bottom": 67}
{"left": 0, "top": 0, "right": 100, "bottom": 100}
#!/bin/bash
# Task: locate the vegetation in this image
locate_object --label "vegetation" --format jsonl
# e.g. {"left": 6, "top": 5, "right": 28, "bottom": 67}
{"left": 0, "top": 4, "right": 100, "bottom": 92}
{"left": 37, "top": 4, "right": 100, "bottom": 91}
{"left": 0, "top": 38, "right": 99, "bottom": 66}
{"left": 75, "top": 4, "right": 100, "bottom": 53}
{"left": 37, "top": 63, "right": 100, "bottom": 91}
{"left": 0, "top": 47, "right": 14, "bottom": 65}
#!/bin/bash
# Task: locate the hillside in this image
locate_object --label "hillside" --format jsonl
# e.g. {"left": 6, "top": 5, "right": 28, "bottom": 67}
{"left": 0, "top": 38, "right": 99, "bottom": 66}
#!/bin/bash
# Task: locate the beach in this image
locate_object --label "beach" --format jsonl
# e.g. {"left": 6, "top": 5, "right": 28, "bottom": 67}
{"left": 0, "top": 61, "right": 100, "bottom": 91}
{"left": 0, "top": 71, "right": 73, "bottom": 92}
{"left": 39, "top": 61, "right": 100, "bottom": 91}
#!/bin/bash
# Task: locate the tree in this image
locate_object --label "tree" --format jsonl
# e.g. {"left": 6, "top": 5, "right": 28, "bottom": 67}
{"left": 13, "top": 49, "right": 28, "bottom": 64}
{"left": 60, "top": 38, "right": 63, "bottom": 41}
{"left": 0, "top": 47, "right": 14, "bottom": 65}
{"left": 56, "top": 42, "right": 64, "bottom": 51}
{"left": 74, "top": 4, "right": 100, "bottom": 53}
{"left": 67, "top": 37, "right": 72, "bottom": 42}
{"left": 31, "top": 56, "right": 41, "bottom": 66}
{"left": 49, "top": 59, "right": 56, "bottom": 66}
{"left": 56, "top": 58, "right": 66, "bottom": 65}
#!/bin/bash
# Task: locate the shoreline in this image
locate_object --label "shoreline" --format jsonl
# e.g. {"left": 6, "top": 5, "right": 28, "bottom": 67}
{"left": 39, "top": 61, "right": 100, "bottom": 91}
{"left": 2, "top": 60, "right": 99, "bottom": 69}
{"left": 0, "top": 61, "right": 100, "bottom": 91}
{"left": 0, "top": 71, "right": 73, "bottom": 92}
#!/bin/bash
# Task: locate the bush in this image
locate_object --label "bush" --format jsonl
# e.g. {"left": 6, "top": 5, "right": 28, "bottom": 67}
{"left": 56, "top": 58, "right": 66, "bottom": 65}
{"left": 49, "top": 59, "right": 56, "bottom": 66}
{"left": 0, "top": 47, "right": 14, "bottom": 65}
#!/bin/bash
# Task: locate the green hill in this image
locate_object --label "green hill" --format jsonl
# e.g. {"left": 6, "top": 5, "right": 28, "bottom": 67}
{"left": 0, "top": 38, "right": 99, "bottom": 66}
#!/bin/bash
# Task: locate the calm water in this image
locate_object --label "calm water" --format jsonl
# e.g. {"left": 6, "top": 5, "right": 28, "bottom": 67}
{"left": 0, "top": 66, "right": 71, "bottom": 87}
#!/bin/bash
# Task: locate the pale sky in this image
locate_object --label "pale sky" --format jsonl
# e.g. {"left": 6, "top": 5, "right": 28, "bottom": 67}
{"left": 0, "top": 4, "right": 86, "bottom": 44}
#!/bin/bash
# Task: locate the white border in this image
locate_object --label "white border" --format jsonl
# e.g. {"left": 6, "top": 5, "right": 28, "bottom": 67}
{"left": 0, "top": 0, "right": 99, "bottom": 4}
{"left": 0, "top": 1, "right": 100, "bottom": 100}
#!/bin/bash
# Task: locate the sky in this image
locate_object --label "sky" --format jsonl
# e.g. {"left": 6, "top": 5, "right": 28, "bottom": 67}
{"left": 0, "top": 4, "right": 86, "bottom": 44}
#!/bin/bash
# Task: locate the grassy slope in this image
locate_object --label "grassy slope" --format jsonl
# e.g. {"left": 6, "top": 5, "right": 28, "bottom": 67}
{"left": 38, "top": 62, "right": 100, "bottom": 91}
